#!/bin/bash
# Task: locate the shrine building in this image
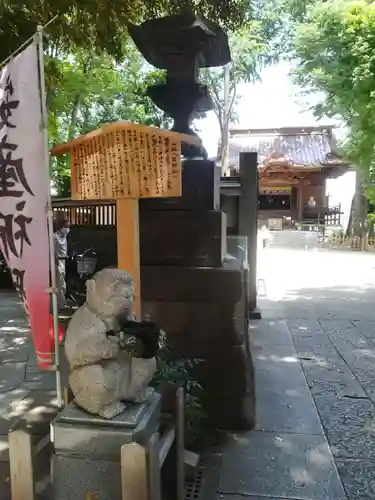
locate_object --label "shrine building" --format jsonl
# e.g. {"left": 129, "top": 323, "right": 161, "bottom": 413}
{"left": 225, "top": 126, "right": 349, "bottom": 229}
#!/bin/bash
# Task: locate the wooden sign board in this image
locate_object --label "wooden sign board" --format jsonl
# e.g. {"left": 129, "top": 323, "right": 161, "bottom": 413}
{"left": 51, "top": 122, "right": 201, "bottom": 319}
{"left": 50, "top": 122, "right": 199, "bottom": 201}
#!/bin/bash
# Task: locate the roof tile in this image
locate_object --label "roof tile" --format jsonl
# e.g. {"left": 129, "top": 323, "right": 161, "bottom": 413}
{"left": 227, "top": 128, "right": 343, "bottom": 169}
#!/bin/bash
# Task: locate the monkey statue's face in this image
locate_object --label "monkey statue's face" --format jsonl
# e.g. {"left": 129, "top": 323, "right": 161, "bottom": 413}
{"left": 104, "top": 279, "right": 133, "bottom": 317}
{"left": 86, "top": 269, "right": 134, "bottom": 327}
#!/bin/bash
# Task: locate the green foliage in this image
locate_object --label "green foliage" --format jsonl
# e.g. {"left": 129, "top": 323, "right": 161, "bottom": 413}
{"left": 151, "top": 350, "right": 205, "bottom": 445}
{"left": 47, "top": 41, "right": 169, "bottom": 195}
{"left": 0, "top": 0, "right": 252, "bottom": 65}
{"left": 291, "top": 0, "right": 375, "bottom": 203}
{"left": 205, "top": 8, "right": 282, "bottom": 169}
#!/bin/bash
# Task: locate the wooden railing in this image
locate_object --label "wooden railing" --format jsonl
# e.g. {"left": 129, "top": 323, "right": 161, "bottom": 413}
{"left": 302, "top": 205, "right": 341, "bottom": 226}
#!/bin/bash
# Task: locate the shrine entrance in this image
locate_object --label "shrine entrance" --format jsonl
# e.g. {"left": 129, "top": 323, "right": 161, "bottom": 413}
{"left": 258, "top": 186, "right": 293, "bottom": 229}
{"left": 258, "top": 188, "right": 291, "bottom": 211}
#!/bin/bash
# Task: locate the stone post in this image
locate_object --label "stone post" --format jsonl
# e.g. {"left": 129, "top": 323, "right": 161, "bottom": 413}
{"left": 239, "top": 152, "right": 260, "bottom": 318}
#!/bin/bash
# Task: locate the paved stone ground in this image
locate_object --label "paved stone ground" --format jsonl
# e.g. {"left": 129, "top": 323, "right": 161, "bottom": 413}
{"left": 216, "top": 248, "right": 375, "bottom": 500}
{"left": 0, "top": 292, "right": 69, "bottom": 499}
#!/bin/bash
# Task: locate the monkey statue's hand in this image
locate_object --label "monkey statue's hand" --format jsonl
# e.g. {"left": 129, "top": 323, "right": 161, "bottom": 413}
{"left": 107, "top": 319, "right": 163, "bottom": 359}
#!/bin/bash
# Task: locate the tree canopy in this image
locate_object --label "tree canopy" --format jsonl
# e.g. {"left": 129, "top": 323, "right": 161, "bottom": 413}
{"left": 291, "top": 0, "right": 375, "bottom": 206}
{"left": 0, "top": 0, "right": 286, "bottom": 193}
{"left": 0, "top": 0, "right": 252, "bottom": 64}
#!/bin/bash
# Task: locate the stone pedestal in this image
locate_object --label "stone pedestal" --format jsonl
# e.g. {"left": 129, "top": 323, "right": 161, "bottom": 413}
{"left": 51, "top": 392, "right": 161, "bottom": 500}
{"left": 141, "top": 261, "right": 255, "bottom": 430}
{"left": 135, "top": 158, "right": 256, "bottom": 430}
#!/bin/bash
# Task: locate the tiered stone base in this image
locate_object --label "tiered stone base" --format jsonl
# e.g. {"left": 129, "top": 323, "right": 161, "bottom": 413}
{"left": 141, "top": 261, "right": 255, "bottom": 430}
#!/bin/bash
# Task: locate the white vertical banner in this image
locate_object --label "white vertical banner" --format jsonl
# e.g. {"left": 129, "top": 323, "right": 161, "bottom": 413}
{"left": 0, "top": 42, "right": 54, "bottom": 368}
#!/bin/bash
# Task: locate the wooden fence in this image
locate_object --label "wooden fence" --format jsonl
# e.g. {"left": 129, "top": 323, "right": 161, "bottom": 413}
{"left": 324, "top": 233, "right": 375, "bottom": 251}
{"left": 302, "top": 205, "right": 342, "bottom": 227}
{"left": 53, "top": 200, "right": 116, "bottom": 227}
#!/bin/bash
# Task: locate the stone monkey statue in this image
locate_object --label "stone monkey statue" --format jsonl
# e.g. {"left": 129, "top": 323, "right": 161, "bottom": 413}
{"left": 64, "top": 268, "right": 158, "bottom": 419}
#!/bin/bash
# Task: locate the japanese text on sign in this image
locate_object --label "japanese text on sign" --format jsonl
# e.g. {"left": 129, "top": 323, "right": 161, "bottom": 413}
{"left": 67, "top": 125, "right": 183, "bottom": 200}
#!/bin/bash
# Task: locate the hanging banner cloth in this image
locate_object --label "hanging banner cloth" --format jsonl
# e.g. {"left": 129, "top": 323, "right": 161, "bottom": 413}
{"left": 0, "top": 42, "right": 59, "bottom": 368}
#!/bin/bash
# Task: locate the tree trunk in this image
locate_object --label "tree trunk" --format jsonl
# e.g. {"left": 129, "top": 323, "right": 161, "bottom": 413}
{"left": 221, "top": 65, "right": 230, "bottom": 176}
{"left": 348, "top": 169, "right": 367, "bottom": 237}
{"left": 68, "top": 94, "right": 81, "bottom": 139}
{"left": 220, "top": 119, "right": 230, "bottom": 175}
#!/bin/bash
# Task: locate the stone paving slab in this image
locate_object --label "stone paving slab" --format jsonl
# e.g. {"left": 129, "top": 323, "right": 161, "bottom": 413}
{"left": 0, "top": 389, "right": 59, "bottom": 463}
{"left": 253, "top": 336, "right": 323, "bottom": 435}
{"left": 351, "top": 321, "right": 375, "bottom": 342}
{"left": 287, "top": 319, "right": 334, "bottom": 349}
{"left": 0, "top": 363, "right": 26, "bottom": 392}
{"left": 313, "top": 394, "right": 375, "bottom": 460}
{"left": 308, "top": 378, "right": 368, "bottom": 400}
{"left": 255, "top": 386, "right": 323, "bottom": 435}
{"left": 0, "top": 388, "right": 29, "bottom": 434}
{"left": 250, "top": 319, "right": 294, "bottom": 347}
{"left": 323, "top": 339, "right": 375, "bottom": 403}
{"left": 0, "top": 319, "right": 30, "bottom": 365}
{"left": 297, "top": 347, "right": 354, "bottom": 386}
{"left": 0, "top": 461, "right": 10, "bottom": 500}
{"left": 218, "top": 431, "right": 347, "bottom": 500}
{"left": 336, "top": 459, "right": 375, "bottom": 500}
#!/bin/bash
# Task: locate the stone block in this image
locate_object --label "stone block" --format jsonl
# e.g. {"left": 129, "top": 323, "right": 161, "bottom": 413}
{"left": 142, "top": 301, "right": 189, "bottom": 334}
{"left": 139, "top": 210, "right": 226, "bottom": 266}
{"left": 141, "top": 260, "right": 243, "bottom": 303}
{"left": 139, "top": 159, "right": 220, "bottom": 211}
{"left": 204, "top": 388, "right": 255, "bottom": 430}
{"left": 143, "top": 295, "right": 247, "bottom": 352}
{"left": 199, "top": 345, "right": 253, "bottom": 394}
{"left": 187, "top": 297, "right": 247, "bottom": 343}
{"left": 141, "top": 263, "right": 255, "bottom": 430}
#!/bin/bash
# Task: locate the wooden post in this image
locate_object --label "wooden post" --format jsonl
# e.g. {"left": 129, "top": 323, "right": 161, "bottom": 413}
{"left": 121, "top": 442, "right": 148, "bottom": 500}
{"left": 297, "top": 184, "right": 304, "bottom": 222}
{"left": 176, "top": 387, "right": 185, "bottom": 500}
{"left": 116, "top": 198, "right": 141, "bottom": 319}
{"left": 64, "top": 386, "right": 74, "bottom": 406}
{"left": 9, "top": 428, "right": 35, "bottom": 500}
{"left": 147, "top": 434, "right": 161, "bottom": 500}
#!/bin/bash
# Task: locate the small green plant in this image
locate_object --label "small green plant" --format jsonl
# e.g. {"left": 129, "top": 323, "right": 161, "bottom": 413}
{"left": 150, "top": 348, "right": 205, "bottom": 446}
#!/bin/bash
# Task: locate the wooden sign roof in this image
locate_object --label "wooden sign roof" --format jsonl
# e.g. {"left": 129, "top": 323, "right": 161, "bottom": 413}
{"left": 50, "top": 122, "right": 200, "bottom": 201}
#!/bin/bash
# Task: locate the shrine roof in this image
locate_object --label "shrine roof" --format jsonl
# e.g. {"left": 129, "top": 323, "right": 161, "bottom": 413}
{"left": 227, "top": 126, "right": 348, "bottom": 170}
